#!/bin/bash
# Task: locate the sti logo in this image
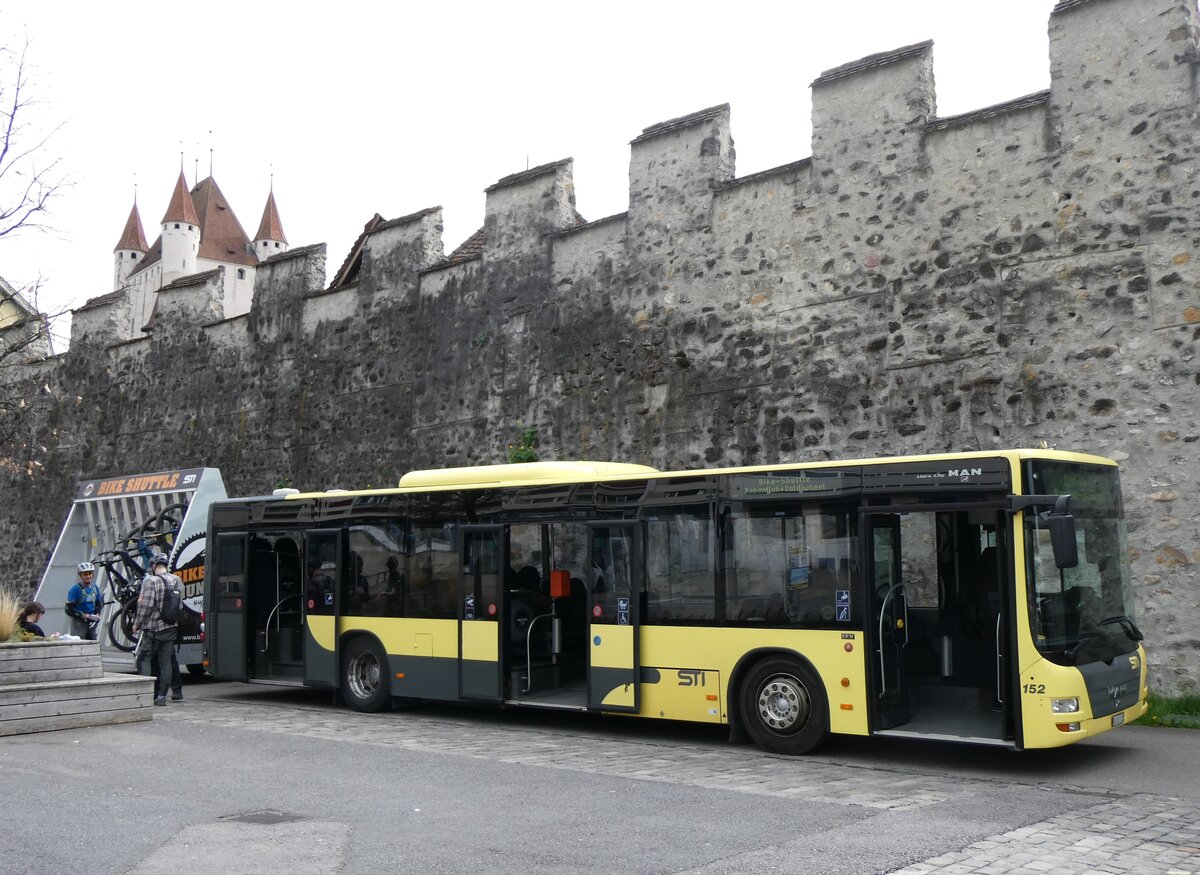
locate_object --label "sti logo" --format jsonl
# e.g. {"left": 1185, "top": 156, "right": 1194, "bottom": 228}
{"left": 948, "top": 468, "right": 983, "bottom": 481}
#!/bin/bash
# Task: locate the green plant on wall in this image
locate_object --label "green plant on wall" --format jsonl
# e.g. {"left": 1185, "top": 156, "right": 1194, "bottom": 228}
{"left": 507, "top": 426, "right": 539, "bottom": 464}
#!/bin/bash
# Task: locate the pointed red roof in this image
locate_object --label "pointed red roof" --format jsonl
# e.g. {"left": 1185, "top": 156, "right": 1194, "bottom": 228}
{"left": 114, "top": 202, "right": 148, "bottom": 252}
{"left": 161, "top": 171, "right": 201, "bottom": 225}
{"left": 254, "top": 191, "right": 287, "bottom": 244}
{"left": 191, "top": 176, "right": 256, "bottom": 266}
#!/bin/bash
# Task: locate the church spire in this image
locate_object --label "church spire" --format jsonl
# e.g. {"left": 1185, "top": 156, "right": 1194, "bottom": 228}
{"left": 255, "top": 190, "right": 287, "bottom": 244}
{"left": 114, "top": 201, "right": 148, "bottom": 253}
{"left": 161, "top": 170, "right": 200, "bottom": 225}
{"left": 113, "top": 197, "right": 150, "bottom": 291}
{"left": 253, "top": 184, "right": 289, "bottom": 261}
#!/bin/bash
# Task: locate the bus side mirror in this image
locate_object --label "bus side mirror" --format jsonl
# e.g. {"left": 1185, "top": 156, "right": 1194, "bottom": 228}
{"left": 1046, "top": 495, "right": 1078, "bottom": 569}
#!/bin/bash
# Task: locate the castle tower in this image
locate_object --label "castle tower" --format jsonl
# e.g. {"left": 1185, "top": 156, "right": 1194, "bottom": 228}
{"left": 160, "top": 170, "right": 201, "bottom": 285}
{"left": 112, "top": 200, "right": 148, "bottom": 290}
{"left": 252, "top": 188, "right": 288, "bottom": 261}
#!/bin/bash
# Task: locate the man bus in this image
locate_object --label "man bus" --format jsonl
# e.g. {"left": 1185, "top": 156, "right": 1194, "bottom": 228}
{"left": 204, "top": 449, "right": 1147, "bottom": 754}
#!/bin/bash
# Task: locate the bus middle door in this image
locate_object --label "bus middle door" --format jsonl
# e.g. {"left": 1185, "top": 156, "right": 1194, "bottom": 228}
{"left": 302, "top": 528, "right": 341, "bottom": 688}
{"left": 459, "top": 526, "right": 503, "bottom": 701}
{"left": 586, "top": 522, "right": 641, "bottom": 712}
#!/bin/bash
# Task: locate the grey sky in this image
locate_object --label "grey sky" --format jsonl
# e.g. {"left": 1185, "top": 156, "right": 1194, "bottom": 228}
{"left": 2, "top": 0, "right": 1057, "bottom": 349}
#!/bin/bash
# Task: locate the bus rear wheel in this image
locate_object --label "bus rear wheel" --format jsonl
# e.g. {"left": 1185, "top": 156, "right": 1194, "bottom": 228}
{"left": 341, "top": 637, "right": 392, "bottom": 713}
{"left": 740, "top": 657, "right": 828, "bottom": 755}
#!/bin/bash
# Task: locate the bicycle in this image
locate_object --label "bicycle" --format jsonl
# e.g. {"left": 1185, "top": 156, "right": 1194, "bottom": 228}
{"left": 94, "top": 503, "right": 188, "bottom": 652}
{"left": 94, "top": 547, "right": 148, "bottom": 652}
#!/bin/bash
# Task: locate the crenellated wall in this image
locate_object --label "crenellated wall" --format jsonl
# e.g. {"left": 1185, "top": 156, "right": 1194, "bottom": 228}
{"left": 3, "top": 0, "right": 1198, "bottom": 692}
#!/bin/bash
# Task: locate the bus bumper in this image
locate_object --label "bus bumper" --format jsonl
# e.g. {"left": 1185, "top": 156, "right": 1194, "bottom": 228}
{"left": 1036, "top": 696, "right": 1148, "bottom": 747}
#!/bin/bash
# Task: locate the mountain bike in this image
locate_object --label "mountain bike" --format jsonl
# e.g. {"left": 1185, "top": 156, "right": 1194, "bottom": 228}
{"left": 96, "top": 502, "right": 187, "bottom": 651}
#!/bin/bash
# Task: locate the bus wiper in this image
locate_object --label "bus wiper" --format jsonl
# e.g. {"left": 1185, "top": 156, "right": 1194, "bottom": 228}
{"left": 1062, "top": 632, "right": 1101, "bottom": 661}
{"left": 1098, "top": 615, "right": 1144, "bottom": 642}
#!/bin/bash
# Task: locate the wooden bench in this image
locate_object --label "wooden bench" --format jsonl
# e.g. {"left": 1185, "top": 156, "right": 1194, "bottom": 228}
{"left": 0, "top": 640, "right": 155, "bottom": 737}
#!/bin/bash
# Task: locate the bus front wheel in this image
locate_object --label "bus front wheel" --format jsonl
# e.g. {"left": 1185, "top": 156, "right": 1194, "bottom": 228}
{"left": 740, "top": 657, "right": 828, "bottom": 755}
{"left": 341, "top": 637, "right": 392, "bottom": 713}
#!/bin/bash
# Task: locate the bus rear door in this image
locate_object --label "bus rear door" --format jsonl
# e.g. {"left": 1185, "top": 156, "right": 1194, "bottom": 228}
{"left": 210, "top": 531, "right": 248, "bottom": 682}
{"left": 587, "top": 522, "right": 641, "bottom": 712}
{"left": 302, "top": 528, "right": 341, "bottom": 688}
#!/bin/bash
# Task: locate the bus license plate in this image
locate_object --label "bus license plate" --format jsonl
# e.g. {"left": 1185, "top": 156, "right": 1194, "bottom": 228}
{"left": 1112, "top": 713, "right": 1125, "bottom": 727}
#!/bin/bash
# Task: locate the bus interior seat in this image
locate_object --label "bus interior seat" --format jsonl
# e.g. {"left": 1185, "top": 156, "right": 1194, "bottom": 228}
{"left": 515, "top": 564, "right": 542, "bottom": 594}
{"left": 640, "top": 588, "right": 661, "bottom": 622}
{"left": 249, "top": 537, "right": 277, "bottom": 627}
{"left": 275, "top": 537, "right": 300, "bottom": 589}
{"left": 558, "top": 577, "right": 586, "bottom": 652}
{"left": 737, "top": 592, "right": 785, "bottom": 624}
{"left": 507, "top": 588, "right": 553, "bottom": 655}
{"left": 763, "top": 592, "right": 785, "bottom": 624}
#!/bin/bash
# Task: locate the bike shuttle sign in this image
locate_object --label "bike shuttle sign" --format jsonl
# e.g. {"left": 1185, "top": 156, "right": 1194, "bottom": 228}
{"left": 35, "top": 467, "right": 227, "bottom": 670}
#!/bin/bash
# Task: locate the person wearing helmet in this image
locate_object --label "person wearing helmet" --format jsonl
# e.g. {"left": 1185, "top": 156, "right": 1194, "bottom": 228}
{"left": 65, "top": 561, "right": 104, "bottom": 640}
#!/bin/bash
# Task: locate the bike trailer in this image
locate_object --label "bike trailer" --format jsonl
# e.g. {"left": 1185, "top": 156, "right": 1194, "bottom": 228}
{"left": 33, "top": 467, "right": 227, "bottom": 672}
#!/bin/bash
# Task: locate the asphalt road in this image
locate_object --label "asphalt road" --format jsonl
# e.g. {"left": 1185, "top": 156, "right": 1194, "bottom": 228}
{"left": 4, "top": 677, "right": 1198, "bottom": 874}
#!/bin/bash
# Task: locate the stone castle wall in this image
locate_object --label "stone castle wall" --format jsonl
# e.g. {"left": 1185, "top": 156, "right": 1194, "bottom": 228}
{"left": 3, "top": 0, "right": 1198, "bottom": 692}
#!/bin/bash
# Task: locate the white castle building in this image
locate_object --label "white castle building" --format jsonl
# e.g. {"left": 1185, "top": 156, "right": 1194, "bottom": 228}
{"left": 112, "top": 171, "right": 287, "bottom": 338}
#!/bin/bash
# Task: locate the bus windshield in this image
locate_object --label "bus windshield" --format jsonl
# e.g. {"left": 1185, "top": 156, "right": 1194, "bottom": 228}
{"left": 1024, "top": 460, "right": 1140, "bottom": 666}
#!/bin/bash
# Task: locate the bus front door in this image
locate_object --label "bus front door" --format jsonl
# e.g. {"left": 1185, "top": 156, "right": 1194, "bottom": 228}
{"left": 460, "top": 526, "right": 503, "bottom": 701}
{"left": 865, "top": 513, "right": 911, "bottom": 729}
{"left": 865, "top": 505, "right": 1013, "bottom": 745}
{"left": 302, "top": 529, "right": 341, "bottom": 688}
{"left": 586, "top": 522, "right": 641, "bottom": 713}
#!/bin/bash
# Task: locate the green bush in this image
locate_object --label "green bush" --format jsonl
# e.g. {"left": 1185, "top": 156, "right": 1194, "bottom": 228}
{"left": 1134, "top": 692, "right": 1200, "bottom": 729}
{"left": 0, "top": 589, "right": 21, "bottom": 642}
{"left": 507, "top": 426, "right": 539, "bottom": 464}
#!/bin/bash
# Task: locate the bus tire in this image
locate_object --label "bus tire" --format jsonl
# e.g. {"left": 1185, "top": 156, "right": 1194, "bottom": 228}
{"left": 186, "top": 663, "right": 206, "bottom": 677}
{"left": 341, "top": 637, "right": 392, "bottom": 713}
{"left": 739, "top": 656, "right": 828, "bottom": 755}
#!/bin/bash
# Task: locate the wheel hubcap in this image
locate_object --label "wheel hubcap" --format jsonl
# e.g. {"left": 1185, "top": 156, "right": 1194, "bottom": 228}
{"left": 756, "top": 674, "right": 811, "bottom": 734}
{"left": 348, "top": 652, "right": 380, "bottom": 699}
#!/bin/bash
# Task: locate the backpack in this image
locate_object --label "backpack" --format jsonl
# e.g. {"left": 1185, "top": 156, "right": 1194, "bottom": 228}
{"left": 158, "top": 575, "right": 182, "bottom": 625}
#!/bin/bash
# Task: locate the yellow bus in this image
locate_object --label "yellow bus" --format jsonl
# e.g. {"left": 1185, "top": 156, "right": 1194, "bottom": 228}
{"left": 204, "top": 449, "right": 1147, "bottom": 753}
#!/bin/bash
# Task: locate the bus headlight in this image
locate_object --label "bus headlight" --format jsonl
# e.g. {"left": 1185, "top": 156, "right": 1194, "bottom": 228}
{"left": 1051, "top": 697, "right": 1079, "bottom": 713}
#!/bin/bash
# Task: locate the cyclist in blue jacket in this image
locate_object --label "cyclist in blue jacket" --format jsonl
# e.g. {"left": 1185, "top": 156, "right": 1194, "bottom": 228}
{"left": 65, "top": 561, "right": 103, "bottom": 639}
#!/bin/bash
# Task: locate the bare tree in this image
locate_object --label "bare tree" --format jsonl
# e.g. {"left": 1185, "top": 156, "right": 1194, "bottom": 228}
{"left": 0, "top": 36, "right": 69, "bottom": 474}
{"left": 0, "top": 36, "right": 67, "bottom": 239}
{"left": 0, "top": 274, "right": 58, "bottom": 470}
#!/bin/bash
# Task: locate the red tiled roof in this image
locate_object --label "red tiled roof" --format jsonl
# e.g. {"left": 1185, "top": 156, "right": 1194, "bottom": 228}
{"left": 161, "top": 171, "right": 200, "bottom": 225}
{"left": 114, "top": 202, "right": 148, "bottom": 252}
{"left": 446, "top": 227, "right": 484, "bottom": 264}
{"left": 328, "top": 213, "right": 386, "bottom": 290}
{"left": 254, "top": 190, "right": 287, "bottom": 243}
{"left": 191, "top": 176, "right": 256, "bottom": 267}
{"left": 128, "top": 235, "right": 163, "bottom": 279}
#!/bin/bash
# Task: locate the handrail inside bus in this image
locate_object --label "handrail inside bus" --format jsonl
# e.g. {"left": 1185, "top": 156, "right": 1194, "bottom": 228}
{"left": 524, "top": 611, "right": 556, "bottom": 694}
{"left": 262, "top": 594, "right": 302, "bottom": 655}
{"left": 877, "top": 584, "right": 904, "bottom": 698}
{"left": 996, "top": 614, "right": 1004, "bottom": 706}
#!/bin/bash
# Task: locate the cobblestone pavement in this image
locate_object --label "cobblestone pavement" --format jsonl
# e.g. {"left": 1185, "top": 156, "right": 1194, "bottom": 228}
{"left": 889, "top": 795, "right": 1200, "bottom": 875}
{"left": 157, "top": 689, "right": 1200, "bottom": 874}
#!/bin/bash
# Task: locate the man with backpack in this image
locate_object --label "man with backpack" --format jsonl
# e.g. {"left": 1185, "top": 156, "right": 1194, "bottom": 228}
{"left": 133, "top": 553, "right": 184, "bottom": 706}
